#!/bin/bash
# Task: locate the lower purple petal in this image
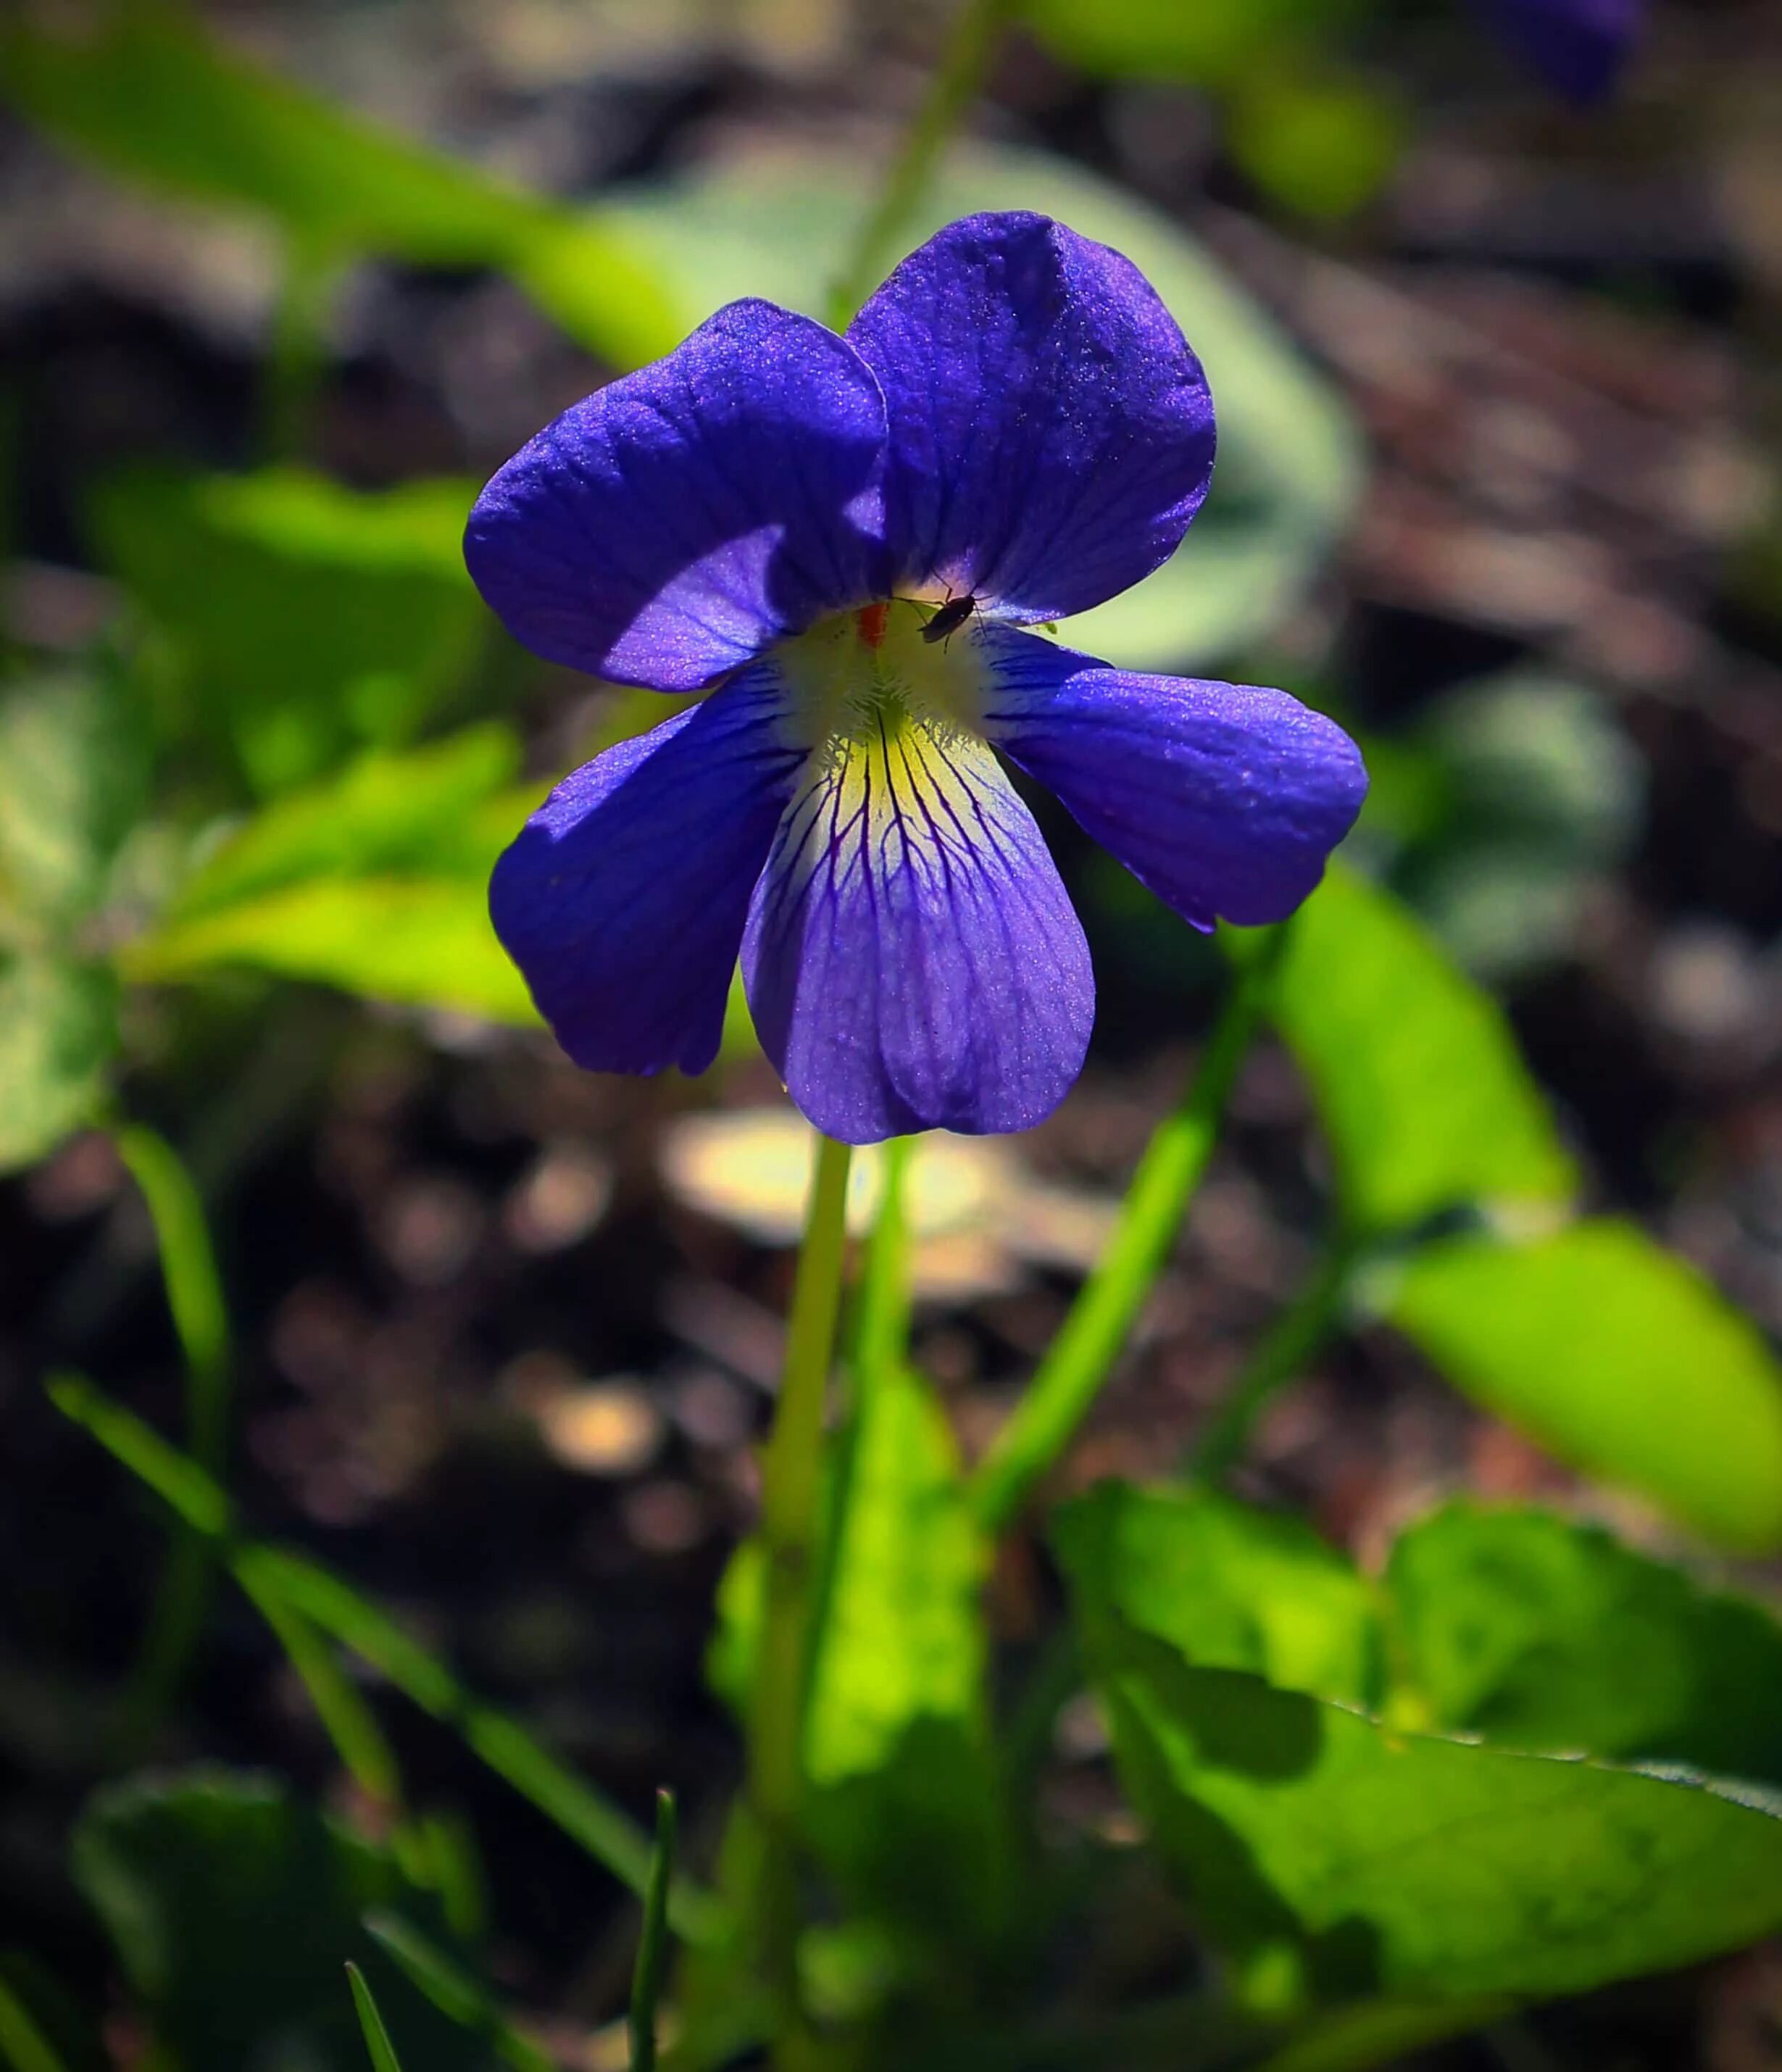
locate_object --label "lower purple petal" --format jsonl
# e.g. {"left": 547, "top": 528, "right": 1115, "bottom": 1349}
{"left": 978, "top": 627, "right": 1367, "bottom": 931}
{"left": 490, "top": 664, "right": 805, "bottom": 1075}
{"left": 743, "top": 715, "right": 1093, "bottom": 1144}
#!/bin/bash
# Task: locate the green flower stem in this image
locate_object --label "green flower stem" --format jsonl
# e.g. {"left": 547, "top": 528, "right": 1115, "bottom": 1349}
{"left": 628, "top": 1789, "right": 678, "bottom": 2072}
{"left": 970, "top": 936, "right": 1284, "bottom": 1534}
{"left": 824, "top": 0, "right": 1018, "bottom": 328}
{"left": 748, "top": 1131, "right": 855, "bottom": 2035}
{"left": 1189, "top": 1232, "right": 1357, "bottom": 1482}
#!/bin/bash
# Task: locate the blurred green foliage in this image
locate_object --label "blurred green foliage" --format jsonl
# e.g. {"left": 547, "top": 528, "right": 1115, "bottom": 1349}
{"left": 1, "top": 1, "right": 680, "bottom": 370}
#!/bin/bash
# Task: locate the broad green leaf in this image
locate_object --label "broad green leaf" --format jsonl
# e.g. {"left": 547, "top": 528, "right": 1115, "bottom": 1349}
{"left": 0, "top": 956, "right": 117, "bottom": 1174}
{"left": 1388, "top": 1502, "right": 1782, "bottom": 1784}
{"left": 1384, "top": 1222, "right": 1782, "bottom": 1552}
{"left": 125, "top": 876, "right": 537, "bottom": 1024}
{"left": 1053, "top": 1483, "right": 1380, "bottom": 1707}
{"left": 89, "top": 468, "right": 488, "bottom": 794}
{"left": 610, "top": 143, "right": 1362, "bottom": 672}
{"left": 1262, "top": 865, "right": 1576, "bottom": 1234}
{"left": 72, "top": 1770, "right": 483, "bottom": 2072}
{"left": 1, "top": 4, "right": 677, "bottom": 369}
{"left": 713, "top": 1366, "right": 1007, "bottom": 1947}
{"left": 0, "top": 670, "right": 149, "bottom": 939}
{"left": 170, "top": 726, "right": 522, "bottom": 920}
{"left": 1020, "top": 0, "right": 1361, "bottom": 88}
{"left": 1059, "top": 1539, "right": 1782, "bottom": 2003}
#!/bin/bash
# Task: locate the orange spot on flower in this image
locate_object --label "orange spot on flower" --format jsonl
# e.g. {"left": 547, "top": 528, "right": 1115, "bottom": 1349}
{"left": 856, "top": 602, "right": 888, "bottom": 649}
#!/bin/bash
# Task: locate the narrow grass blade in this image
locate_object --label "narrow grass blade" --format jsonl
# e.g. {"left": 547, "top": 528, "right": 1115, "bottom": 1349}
{"left": 345, "top": 1963, "right": 405, "bottom": 2072}
{"left": 362, "top": 1913, "right": 554, "bottom": 2072}
{"left": 234, "top": 1552, "right": 403, "bottom": 1811}
{"left": 110, "top": 1124, "right": 234, "bottom": 1747}
{"left": 629, "top": 1790, "right": 678, "bottom": 2072}
{"left": 48, "top": 1378, "right": 726, "bottom": 1944}
{"left": 0, "top": 1975, "right": 70, "bottom": 2072}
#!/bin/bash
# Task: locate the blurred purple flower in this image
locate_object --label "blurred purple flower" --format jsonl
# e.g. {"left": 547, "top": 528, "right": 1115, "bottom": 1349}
{"left": 1468, "top": 0, "right": 1642, "bottom": 101}
{"left": 467, "top": 213, "right": 1366, "bottom": 1144}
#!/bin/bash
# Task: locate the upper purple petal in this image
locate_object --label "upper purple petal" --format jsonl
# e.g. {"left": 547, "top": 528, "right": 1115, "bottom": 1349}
{"left": 742, "top": 712, "right": 1093, "bottom": 1143}
{"left": 490, "top": 662, "right": 805, "bottom": 1075}
{"left": 978, "top": 627, "right": 1367, "bottom": 931}
{"left": 1467, "top": 0, "right": 1641, "bottom": 102}
{"left": 846, "top": 212, "right": 1216, "bottom": 625}
{"left": 465, "top": 301, "right": 888, "bottom": 693}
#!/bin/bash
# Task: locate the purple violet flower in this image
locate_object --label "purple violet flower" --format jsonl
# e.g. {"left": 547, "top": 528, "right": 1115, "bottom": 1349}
{"left": 467, "top": 212, "right": 1367, "bottom": 1145}
{"left": 1467, "top": 0, "right": 1642, "bottom": 102}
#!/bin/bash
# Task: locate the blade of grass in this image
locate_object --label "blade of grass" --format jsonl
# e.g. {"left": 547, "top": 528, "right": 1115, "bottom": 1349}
{"left": 47, "top": 1376, "right": 726, "bottom": 1944}
{"left": 111, "top": 1123, "right": 233, "bottom": 1749}
{"left": 346, "top": 1963, "right": 405, "bottom": 2072}
{"left": 234, "top": 1552, "right": 403, "bottom": 1812}
{"left": 970, "top": 936, "right": 1283, "bottom": 1532}
{"left": 629, "top": 1791, "right": 677, "bottom": 2072}
{"left": 362, "top": 1913, "right": 554, "bottom": 2072}
{"left": 0, "top": 1976, "right": 70, "bottom": 2072}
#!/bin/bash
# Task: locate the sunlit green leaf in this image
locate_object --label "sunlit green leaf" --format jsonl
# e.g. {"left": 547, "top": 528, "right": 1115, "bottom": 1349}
{"left": 0, "top": 670, "right": 149, "bottom": 938}
{"left": 714, "top": 1365, "right": 1007, "bottom": 1949}
{"left": 1388, "top": 1502, "right": 1782, "bottom": 1784}
{"left": 1383, "top": 1222, "right": 1782, "bottom": 1552}
{"left": 126, "top": 876, "right": 536, "bottom": 1024}
{"left": 72, "top": 1770, "right": 483, "bottom": 2072}
{"left": 170, "top": 726, "right": 522, "bottom": 920}
{"left": 89, "top": 468, "right": 488, "bottom": 794}
{"left": 610, "top": 143, "right": 1362, "bottom": 672}
{"left": 1, "top": 4, "right": 678, "bottom": 368}
{"left": 1059, "top": 1523, "right": 1782, "bottom": 2003}
{"left": 1261, "top": 866, "right": 1577, "bottom": 1234}
{"left": 1052, "top": 1483, "right": 1380, "bottom": 1708}
{"left": 0, "top": 956, "right": 117, "bottom": 1174}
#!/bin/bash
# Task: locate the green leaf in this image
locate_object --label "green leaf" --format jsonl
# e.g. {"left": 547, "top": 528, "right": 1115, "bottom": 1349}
{"left": 1020, "top": 0, "right": 1362, "bottom": 88}
{"left": 1, "top": 4, "right": 678, "bottom": 369}
{"left": 1384, "top": 1222, "right": 1782, "bottom": 1552}
{"left": 126, "top": 876, "right": 536, "bottom": 1024}
{"left": 170, "top": 726, "right": 522, "bottom": 920}
{"left": 1388, "top": 1502, "right": 1782, "bottom": 1785}
{"left": 0, "top": 670, "right": 149, "bottom": 939}
{"left": 610, "top": 143, "right": 1361, "bottom": 673}
{"left": 346, "top": 1964, "right": 404, "bottom": 2072}
{"left": 89, "top": 468, "right": 489, "bottom": 794}
{"left": 1052, "top": 1483, "right": 1380, "bottom": 1708}
{"left": 0, "top": 956, "right": 117, "bottom": 1174}
{"left": 1262, "top": 866, "right": 1577, "bottom": 1234}
{"left": 125, "top": 726, "right": 535, "bottom": 1021}
{"left": 1059, "top": 1541, "right": 1782, "bottom": 2004}
{"left": 715, "top": 1365, "right": 1007, "bottom": 1947}
{"left": 72, "top": 1770, "right": 483, "bottom": 2072}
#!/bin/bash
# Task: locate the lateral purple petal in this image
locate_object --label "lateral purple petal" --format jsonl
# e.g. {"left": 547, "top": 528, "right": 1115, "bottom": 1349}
{"left": 978, "top": 628, "right": 1367, "bottom": 931}
{"left": 465, "top": 301, "right": 888, "bottom": 693}
{"left": 1467, "top": 0, "right": 1641, "bottom": 102}
{"left": 490, "top": 665, "right": 804, "bottom": 1075}
{"left": 743, "top": 719, "right": 1093, "bottom": 1143}
{"left": 846, "top": 212, "right": 1215, "bottom": 625}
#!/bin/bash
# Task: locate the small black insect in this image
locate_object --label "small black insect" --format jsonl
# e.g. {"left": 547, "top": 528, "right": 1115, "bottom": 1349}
{"left": 921, "top": 591, "right": 979, "bottom": 646}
